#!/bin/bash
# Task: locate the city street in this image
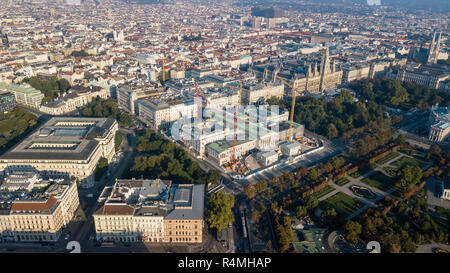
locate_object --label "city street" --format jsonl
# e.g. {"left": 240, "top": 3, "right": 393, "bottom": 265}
{"left": 65, "top": 127, "right": 137, "bottom": 249}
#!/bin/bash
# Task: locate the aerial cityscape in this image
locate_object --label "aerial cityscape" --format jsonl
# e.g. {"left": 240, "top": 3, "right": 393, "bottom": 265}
{"left": 0, "top": 0, "right": 449, "bottom": 259}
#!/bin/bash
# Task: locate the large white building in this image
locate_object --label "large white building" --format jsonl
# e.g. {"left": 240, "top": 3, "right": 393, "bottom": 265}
{"left": 428, "top": 105, "right": 450, "bottom": 142}
{"left": 241, "top": 82, "right": 284, "bottom": 105}
{"left": 0, "top": 117, "right": 118, "bottom": 187}
{"left": 138, "top": 88, "right": 239, "bottom": 130}
{"left": 94, "top": 179, "right": 205, "bottom": 243}
{"left": 138, "top": 99, "right": 197, "bottom": 130}
{"left": 0, "top": 82, "right": 44, "bottom": 109}
{"left": 117, "top": 86, "right": 163, "bottom": 115}
{"left": 40, "top": 85, "right": 108, "bottom": 115}
{"left": 0, "top": 175, "right": 80, "bottom": 242}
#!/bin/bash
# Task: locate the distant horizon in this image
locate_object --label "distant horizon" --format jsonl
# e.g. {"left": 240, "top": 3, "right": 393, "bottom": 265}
{"left": 366, "top": 0, "right": 381, "bottom": 6}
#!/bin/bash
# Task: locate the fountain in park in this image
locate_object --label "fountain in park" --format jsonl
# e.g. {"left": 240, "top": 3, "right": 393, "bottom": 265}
{"left": 350, "top": 185, "right": 376, "bottom": 199}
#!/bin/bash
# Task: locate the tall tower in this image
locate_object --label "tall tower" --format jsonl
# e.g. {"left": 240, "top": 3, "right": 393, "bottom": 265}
{"left": 427, "top": 31, "right": 441, "bottom": 64}
{"left": 113, "top": 30, "right": 124, "bottom": 42}
{"left": 319, "top": 48, "right": 330, "bottom": 92}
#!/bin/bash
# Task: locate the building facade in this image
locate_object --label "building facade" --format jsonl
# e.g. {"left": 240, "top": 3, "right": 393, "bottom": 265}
{"left": 0, "top": 117, "right": 118, "bottom": 187}
{"left": 40, "top": 85, "right": 108, "bottom": 115}
{"left": 0, "top": 83, "right": 44, "bottom": 109}
{"left": 93, "top": 179, "right": 204, "bottom": 243}
{"left": 428, "top": 105, "right": 450, "bottom": 142}
{"left": 387, "top": 64, "right": 449, "bottom": 90}
{"left": 0, "top": 177, "right": 79, "bottom": 242}
{"left": 241, "top": 83, "right": 284, "bottom": 105}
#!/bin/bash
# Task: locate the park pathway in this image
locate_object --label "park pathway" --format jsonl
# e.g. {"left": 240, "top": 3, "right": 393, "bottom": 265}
{"left": 318, "top": 151, "right": 431, "bottom": 220}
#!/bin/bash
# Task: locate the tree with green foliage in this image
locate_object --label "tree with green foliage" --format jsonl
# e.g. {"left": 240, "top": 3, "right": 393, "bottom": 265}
{"left": 290, "top": 89, "right": 387, "bottom": 138}
{"left": 327, "top": 123, "right": 339, "bottom": 139}
{"left": 305, "top": 195, "right": 318, "bottom": 211}
{"left": 0, "top": 108, "right": 38, "bottom": 153}
{"left": 82, "top": 97, "right": 133, "bottom": 127}
{"left": 206, "top": 192, "right": 234, "bottom": 232}
{"left": 205, "top": 170, "right": 221, "bottom": 185}
{"left": 244, "top": 184, "right": 256, "bottom": 199}
{"left": 114, "top": 131, "right": 123, "bottom": 152}
{"left": 127, "top": 129, "right": 212, "bottom": 184}
{"left": 350, "top": 78, "right": 448, "bottom": 111}
{"left": 22, "top": 76, "right": 71, "bottom": 102}
{"left": 255, "top": 180, "right": 267, "bottom": 193}
{"left": 396, "top": 165, "right": 423, "bottom": 195}
{"left": 295, "top": 206, "right": 307, "bottom": 219}
{"left": 320, "top": 207, "right": 337, "bottom": 224}
{"left": 307, "top": 168, "right": 318, "bottom": 182}
{"left": 343, "top": 220, "right": 362, "bottom": 244}
{"left": 267, "top": 96, "right": 284, "bottom": 109}
{"left": 70, "top": 50, "right": 90, "bottom": 57}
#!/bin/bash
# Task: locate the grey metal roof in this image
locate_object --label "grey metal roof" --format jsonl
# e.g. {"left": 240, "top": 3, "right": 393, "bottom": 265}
{"left": 165, "top": 184, "right": 205, "bottom": 220}
{"left": 0, "top": 117, "right": 116, "bottom": 161}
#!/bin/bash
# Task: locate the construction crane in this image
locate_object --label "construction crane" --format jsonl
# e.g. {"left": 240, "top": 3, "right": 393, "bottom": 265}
{"left": 275, "top": 75, "right": 300, "bottom": 140}
{"left": 195, "top": 83, "right": 210, "bottom": 120}
{"left": 198, "top": 80, "right": 243, "bottom": 163}
{"left": 232, "top": 82, "right": 242, "bottom": 163}
{"left": 203, "top": 80, "right": 243, "bottom": 162}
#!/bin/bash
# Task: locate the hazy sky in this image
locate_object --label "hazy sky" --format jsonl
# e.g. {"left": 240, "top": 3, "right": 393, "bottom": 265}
{"left": 367, "top": 0, "right": 381, "bottom": 5}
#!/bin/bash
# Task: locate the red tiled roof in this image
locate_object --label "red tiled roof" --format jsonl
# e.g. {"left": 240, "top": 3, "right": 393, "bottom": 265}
{"left": 94, "top": 204, "right": 134, "bottom": 215}
{"left": 11, "top": 196, "right": 58, "bottom": 211}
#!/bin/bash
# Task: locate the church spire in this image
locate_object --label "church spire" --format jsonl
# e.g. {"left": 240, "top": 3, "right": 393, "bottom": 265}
{"left": 428, "top": 31, "right": 441, "bottom": 64}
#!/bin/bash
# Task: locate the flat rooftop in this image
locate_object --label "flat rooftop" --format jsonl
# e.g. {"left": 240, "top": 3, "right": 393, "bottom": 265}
{"left": 166, "top": 184, "right": 205, "bottom": 220}
{"left": 206, "top": 139, "right": 253, "bottom": 154}
{"left": 0, "top": 82, "right": 43, "bottom": 95}
{"left": 0, "top": 117, "right": 116, "bottom": 161}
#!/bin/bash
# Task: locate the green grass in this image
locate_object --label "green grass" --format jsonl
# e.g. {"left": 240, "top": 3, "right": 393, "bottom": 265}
{"left": 432, "top": 215, "right": 448, "bottom": 231}
{"left": 383, "top": 166, "right": 398, "bottom": 177}
{"left": 399, "top": 149, "right": 418, "bottom": 156}
{"left": 335, "top": 178, "right": 350, "bottom": 186}
{"left": 391, "top": 156, "right": 426, "bottom": 169}
{"left": 311, "top": 185, "right": 336, "bottom": 199}
{"left": 361, "top": 171, "right": 396, "bottom": 192}
{"left": 319, "top": 192, "right": 365, "bottom": 218}
{"left": 375, "top": 152, "right": 401, "bottom": 165}
{"left": 349, "top": 163, "right": 377, "bottom": 179}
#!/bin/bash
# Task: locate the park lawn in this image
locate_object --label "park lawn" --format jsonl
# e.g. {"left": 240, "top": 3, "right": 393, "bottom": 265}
{"left": 311, "top": 185, "right": 336, "bottom": 199}
{"left": 391, "top": 156, "right": 426, "bottom": 169}
{"left": 383, "top": 166, "right": 398, "bottom": 177}
{"left": 432, "top": 215, "right": 448, "bottom": 231}
{"left": 349, "top": 163, "right": 377, "bottom": 179}
{"left": 335, "top": 177, "right": 350, "bottom": 186}
{"left": 319, "top": 192, "right": 365, "bottom": 218}
{"left": 361, "top": 171, "right": 396, "bottom": 192}
{"left": 399, "top": 149, "right": 419, "bottom": 156}
{"left": 375, "top": 152, "right": 401, "bottom": 165}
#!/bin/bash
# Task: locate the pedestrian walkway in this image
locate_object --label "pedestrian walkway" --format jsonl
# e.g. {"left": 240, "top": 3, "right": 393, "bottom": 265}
{"left": 318, "top": 151, "right": 431, "bottom": 220}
